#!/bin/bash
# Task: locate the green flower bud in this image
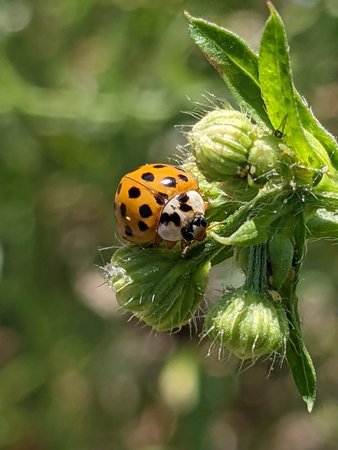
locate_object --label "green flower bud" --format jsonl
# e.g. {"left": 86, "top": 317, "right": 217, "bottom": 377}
{"left": 188, "top": 109, "right": 255, "bottom": 181}
{"left": 248, "top": 136, "right": 286, "bottom": 185}
{"left": 181, "top": 156, "right": 240, "bottom": 222}
{"left": 181, "top": 156, "right": 228, "bottom": 201}
{"left": 205, "top": 289, "right": 289, "bottom": 359}
{"left": 105, "top": 245, "right": 211, "bottom": 331}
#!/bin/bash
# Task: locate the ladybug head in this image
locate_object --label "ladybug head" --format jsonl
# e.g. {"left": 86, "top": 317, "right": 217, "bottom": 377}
{"left": 181, "top": 213, "right": 208, "bottom": 243}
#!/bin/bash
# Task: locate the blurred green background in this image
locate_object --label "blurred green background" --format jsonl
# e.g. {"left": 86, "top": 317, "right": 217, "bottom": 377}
{"left": 1, "top": 0, "right": 338, "bottom": 449}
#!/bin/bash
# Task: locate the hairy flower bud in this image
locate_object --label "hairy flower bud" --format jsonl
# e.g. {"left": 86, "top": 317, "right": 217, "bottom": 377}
{"left": 181, "top": 156, "right": 228, "bottom": 200}
{"left": 248, "top": 135, "right": 285, "bottom": 185}
{"left": 188, "top": 109, "right": 255, "bottom": 180}
{"left": 205, "top": 290, "right": 289, "bottom": 359}
{"left": 105, "top": 245, "right": 211, "bottom": 331}
{"left": 181, "top": 156, "right": 240, "bottom": 221}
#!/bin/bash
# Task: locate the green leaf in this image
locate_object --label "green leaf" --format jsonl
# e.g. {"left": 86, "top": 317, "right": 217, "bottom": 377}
{"left": 281, "top": 210, "right": 316, "bottom": 411}
{"left": 211, "top": 219, "right": 269, "bottom": 246}
{"left": 286, "top": 321, "right": 317, "bottom": 413}
{"left": 258, "top": 3, "right": 320, "bottom": 168}
{"left": 295, "top": 94, "right": 338, "bottom": 170}
{"left": 186, "top": 9, "right": 338, "bottom": 171}
{"left": 185, "top": 12, "right": 272, "bottom": 127}
{"left": 269, "top": 233, "right": 294, "bottom": 290}
{"left": 306, "top": 209, "right": 338, "bottom": 239}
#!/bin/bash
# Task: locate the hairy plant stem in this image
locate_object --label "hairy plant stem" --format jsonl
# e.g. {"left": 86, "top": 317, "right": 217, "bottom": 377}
{"left": 244, "top": 244, "right": 267, "bottom": 295}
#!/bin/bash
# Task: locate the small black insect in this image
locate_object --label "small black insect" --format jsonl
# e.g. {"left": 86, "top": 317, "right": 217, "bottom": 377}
{"left": 273, "top": 114, "right": 288, "bottom": 139}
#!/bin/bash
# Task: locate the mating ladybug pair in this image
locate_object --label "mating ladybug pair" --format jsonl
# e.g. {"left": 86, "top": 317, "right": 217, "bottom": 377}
{"left": 114, "top": 164, "right": 208, "bottom": 248}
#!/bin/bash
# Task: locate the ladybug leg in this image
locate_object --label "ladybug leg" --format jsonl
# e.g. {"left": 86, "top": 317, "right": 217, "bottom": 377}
{"left": 181, "top": 240, "right": 191, "bottom": 255}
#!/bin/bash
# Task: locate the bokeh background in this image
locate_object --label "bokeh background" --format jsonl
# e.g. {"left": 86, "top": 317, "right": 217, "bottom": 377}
{"left": 1, "top": 0, "right": 338, "bottom": 449}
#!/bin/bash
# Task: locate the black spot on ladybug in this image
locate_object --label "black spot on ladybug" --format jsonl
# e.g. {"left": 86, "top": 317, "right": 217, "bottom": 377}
{"left": 170, "top": 212, "right": 181, "bottom": 227}
{"left": 160, "top": 212, "right": 170, "bottom": 224}
{"left": 117, "top": 183, "right": 122, "bottom": 194}
{"left": 153, "top": 164, "right": 166, "bottom": 168}
{"left": 125, "top": 225, "right": 133, "bottom": 237}
{"left": 155, "top": 195, "right": 165, "bottom": 205}
{"left": 161, "top": 177, "right": 177, "bottom": 188}
{"left": 187, "top": 222, "right": 194, "bottom": 232}
{"left": 141, "top": 172, "right": 155, "bottom": 182}
{"left": 128, "top": 186, "right": 141, "bottom": 198}
{"left": 181, "top": 223, "right": 194, "bottom": 241}
{"left": 120, "top": 203, "right": 127, "bottom": 217}
{"left": 177, "top": 193, "right": 189, "bottom": 203}
{"left": 178, "top": 174, "right": 189, "bottom": 182}
{"left": 179, "top": 203, "right": 193, "bottom": 212}
{"left": 139, "top": 204, "right": 152, "bottom": 218}
{"left": 138, "top": 221, "right": 149, "bottom": 232}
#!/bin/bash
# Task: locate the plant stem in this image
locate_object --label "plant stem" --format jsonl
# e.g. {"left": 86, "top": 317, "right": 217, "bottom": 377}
{"left": 244, "top": 244, "right": 267, "bottom": 294}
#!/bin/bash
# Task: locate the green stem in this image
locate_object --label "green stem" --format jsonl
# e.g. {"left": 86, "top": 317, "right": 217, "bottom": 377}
{"left": 244, "top": 244, "right": 267, "bottom": 294}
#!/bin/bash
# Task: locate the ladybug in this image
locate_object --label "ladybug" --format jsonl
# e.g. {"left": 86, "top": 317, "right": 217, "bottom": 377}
{"left": 114, "top": 163, "right": 208, "bottom": 248}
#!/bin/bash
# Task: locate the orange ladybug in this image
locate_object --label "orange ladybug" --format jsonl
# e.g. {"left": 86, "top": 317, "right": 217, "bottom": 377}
{"left": 114, "top": 163, "right": 207, "bottom": 247}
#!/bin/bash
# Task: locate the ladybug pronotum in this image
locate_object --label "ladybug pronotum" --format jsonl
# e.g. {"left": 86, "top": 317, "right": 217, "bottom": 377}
{"left": 114, "top": 163, "right": 208, "bottom": 248}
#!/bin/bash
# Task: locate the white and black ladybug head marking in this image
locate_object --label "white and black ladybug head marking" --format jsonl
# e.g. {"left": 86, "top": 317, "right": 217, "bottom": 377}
{"left": 180, "top": 213, "right": 207, "bottom": 242}
{"left": 157, "top": 190, "right": 207, "bottom": 243}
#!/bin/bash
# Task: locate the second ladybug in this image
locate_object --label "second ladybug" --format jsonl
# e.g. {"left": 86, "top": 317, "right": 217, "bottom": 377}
{"left": 114, "top": 163, "right": 208, "bottom": 248}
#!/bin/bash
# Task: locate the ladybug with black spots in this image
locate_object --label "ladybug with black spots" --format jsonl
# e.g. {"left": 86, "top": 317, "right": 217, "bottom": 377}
{"left": 114, "top": 163, "right": 208, "bottom": 248}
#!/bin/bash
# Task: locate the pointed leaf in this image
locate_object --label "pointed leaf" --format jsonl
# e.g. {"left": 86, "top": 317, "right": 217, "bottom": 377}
{"left": 186, "top": 11, "right": 338, "bottom": 170}
{"left": 306, "top": 209, "right": 338, "bottom": 239}
{"left": 258, "top": 3, "right": 322, "bottom": 168}
{"left": 286, "top": 305, "right": 317, "bottom": 412}
{"left": 282, "top": 211, "right": 316, "bottom": 411}
{"left": 186, "top": 13, "right": 271, "bottom": 127}
{"left": 295, "top": 94, "right": 338, "bottom": 170}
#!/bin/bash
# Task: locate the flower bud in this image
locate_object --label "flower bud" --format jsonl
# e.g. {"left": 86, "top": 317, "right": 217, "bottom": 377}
{"left": 247, "top": 136, "right": 285, "bottom": 185}
{"left": 188, "top": 109, "right": 255, "bottom": 181}
{"left": 181, "top": 156, "right": 240, "bottom": 222}
{"left": 181, "top": 156, "right": 228, "bottom": 201}
{"left": 105, "top": 245, "right": 211, "bottom": 331}
{"left": 205, "top": 290, "right": 289, "bottom": 359}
